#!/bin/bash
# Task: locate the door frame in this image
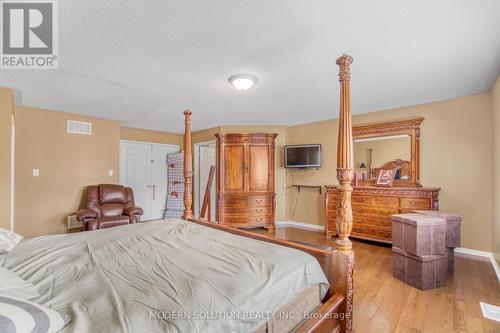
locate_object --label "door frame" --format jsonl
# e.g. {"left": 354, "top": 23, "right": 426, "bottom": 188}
{"left": 193, "top": 140, "right": 216, "bottom": 216}
{"left": 119, "top": 140, "right": 180, "bottom": 220}
{"left": 119, "top": 139, "right": 179, "bottom": 151}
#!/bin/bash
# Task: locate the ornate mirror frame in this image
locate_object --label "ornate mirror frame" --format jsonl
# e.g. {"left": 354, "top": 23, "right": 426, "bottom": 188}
{"left": 353, "top": 117, "right": 424, "bottom": 187}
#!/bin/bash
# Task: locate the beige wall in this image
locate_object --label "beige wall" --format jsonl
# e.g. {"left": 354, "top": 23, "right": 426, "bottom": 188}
{"left": 13, "top": 108, "right": 185, "bottom": 237}
{"left": 3, "top": 85, "right": 498, "bottom": 253}
{"left": 492, "top": 75, "right": 500, "bottom": 264}
{"left": 220, "top": 125, "right": 288, "bottom": 221}
{"left": 192, "top": 126, "right": 221, "bottom": 144}
{"left": 120, "top": 127, "right": 183, "bottom": 149}
{"left": 0, "top": 88, "right": 13, "bottom": 230}
{"left": 287, "top": 93, "right": 493, "bottom": 252}
{"left": 14, "top": 106, "right": 120, "bottom": 237}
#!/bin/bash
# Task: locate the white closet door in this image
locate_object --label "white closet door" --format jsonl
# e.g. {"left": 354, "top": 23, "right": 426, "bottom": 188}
{"left": 120, "top": 142, "right": 153, "bottom": 221}
{"left": 151, "top": 144, "right": 179, "bottom": 220}
{"left": 199, "top": 144, "right": 216, "bottom": 220}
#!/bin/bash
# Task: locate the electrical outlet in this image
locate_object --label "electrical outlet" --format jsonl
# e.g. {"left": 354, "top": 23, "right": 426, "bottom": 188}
{"left": 32, "top": 169, "right": 40, "bottom": 177}
{"left": 67, "top": 215, "right": 82, "bottom": 229}
{"left": 108, "top": 169, "right": 114, "bottom": 177}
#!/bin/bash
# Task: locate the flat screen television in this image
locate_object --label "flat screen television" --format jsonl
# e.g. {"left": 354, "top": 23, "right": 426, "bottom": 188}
{"left": 284, "top": 144, "right": 321, "bottom": 168}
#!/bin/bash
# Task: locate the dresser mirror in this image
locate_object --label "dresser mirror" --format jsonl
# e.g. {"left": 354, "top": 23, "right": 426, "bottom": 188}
{"left": 352, "top": 117, "right": 424, "bottom": 187}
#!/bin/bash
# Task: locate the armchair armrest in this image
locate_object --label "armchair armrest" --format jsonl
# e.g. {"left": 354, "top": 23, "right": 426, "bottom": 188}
{"left": 76, "top": 209, "right": 97, "bottom": 221}
{"left": 125, "top": 207, "right": 143, "bottom": 216}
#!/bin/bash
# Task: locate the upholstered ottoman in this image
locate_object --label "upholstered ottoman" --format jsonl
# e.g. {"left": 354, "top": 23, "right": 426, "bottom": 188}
{"left": 413, "top": 210, "right": 462, "bottom": 248}
{"left": 392, "top": 213, "right": 446, "bottom": 256}
{"left": 393, "top": 246, "right": 447, "bottom": 290}
{"left": 445, "top": 248, "right": 454, "bottom": 276}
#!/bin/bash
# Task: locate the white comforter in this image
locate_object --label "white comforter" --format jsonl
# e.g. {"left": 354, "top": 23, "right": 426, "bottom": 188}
{"left": 2, "top": 219, "right": 329, "bottom": 333}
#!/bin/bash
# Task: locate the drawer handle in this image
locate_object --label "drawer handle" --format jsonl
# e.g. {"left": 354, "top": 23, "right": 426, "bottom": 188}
{"left": 255, "top": 218, "right": 263, "bottom": 222}
{"left": 255, "top": 208, "right": 263, "bottom": 213}
{"left": 255, "top": 199, "right": 264, "bottom": 203}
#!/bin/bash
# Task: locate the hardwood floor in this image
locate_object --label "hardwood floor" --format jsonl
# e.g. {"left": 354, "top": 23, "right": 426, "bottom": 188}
{"left": 251, "top": 226, "right": 500, "bottom": 333}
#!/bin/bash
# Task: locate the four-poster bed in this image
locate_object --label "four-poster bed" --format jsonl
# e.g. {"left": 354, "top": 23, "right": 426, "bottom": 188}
{"left": 0, "top": 55, "right": 355, "bottom": 333}
{"left": 181, "top": 54, "right": 356, "bottom": 333}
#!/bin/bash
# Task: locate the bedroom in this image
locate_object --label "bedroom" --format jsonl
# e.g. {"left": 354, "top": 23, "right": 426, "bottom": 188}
{"left": 0, "top": 1, "right": 499, "bottom": 332}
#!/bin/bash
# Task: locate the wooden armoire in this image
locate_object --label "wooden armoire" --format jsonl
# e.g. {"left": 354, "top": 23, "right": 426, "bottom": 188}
{"left": 215, "top": 133, "right": 277, "bottom": 229}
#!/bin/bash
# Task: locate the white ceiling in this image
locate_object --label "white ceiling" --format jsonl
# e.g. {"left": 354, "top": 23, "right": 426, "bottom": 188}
{"left": 1, "top": 0, "right": 499, "bottom": 133}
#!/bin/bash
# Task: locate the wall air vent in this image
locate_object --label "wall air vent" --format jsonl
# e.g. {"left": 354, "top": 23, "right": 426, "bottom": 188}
{"left": 67, "top": 120, "right": 92, "bottom": 135}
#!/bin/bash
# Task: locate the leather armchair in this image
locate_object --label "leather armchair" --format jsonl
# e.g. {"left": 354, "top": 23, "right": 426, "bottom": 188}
{"left": 77, "top": 184, "right": 143, "bottom": 231}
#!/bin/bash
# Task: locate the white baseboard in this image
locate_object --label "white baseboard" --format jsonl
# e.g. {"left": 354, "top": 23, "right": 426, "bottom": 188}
{"left": 275, "top": 220, "right": 324, "bottom": 231}
{"left": 453, "top": 247, "right": 500, "bottom": 283}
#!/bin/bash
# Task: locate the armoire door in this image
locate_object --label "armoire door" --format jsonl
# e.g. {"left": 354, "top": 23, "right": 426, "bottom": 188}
{"left": 247, "top": 144, "right": 273, "bottom": 193}
{"left": 221, "top": 144, "right": 246, "bottom": 193}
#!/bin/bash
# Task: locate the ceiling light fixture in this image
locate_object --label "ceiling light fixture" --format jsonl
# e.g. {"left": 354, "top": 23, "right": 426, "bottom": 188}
{"left": 229, "top": 74, "right": 257, "bottom": 91}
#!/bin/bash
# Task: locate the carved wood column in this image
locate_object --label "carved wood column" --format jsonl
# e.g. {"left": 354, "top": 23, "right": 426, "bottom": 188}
{"left": 332, "top": 54, "right": 355, "bottom": 333}
{"left": 182, "top": 109, "right": 193, "bottom": 219}
{"left": 335, "top": 54, "right": 354, "bottom": 252}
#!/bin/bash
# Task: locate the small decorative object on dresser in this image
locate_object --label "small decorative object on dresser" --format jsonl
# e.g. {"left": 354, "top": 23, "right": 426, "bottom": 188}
{"left": 215, "top": 133, "right": 277, "bottom": 229}
{"left": 375, "top": 168, "right": 397, "bottom": 187}
{"left": 325, "top": 117, "right": 441, "bottom": 243}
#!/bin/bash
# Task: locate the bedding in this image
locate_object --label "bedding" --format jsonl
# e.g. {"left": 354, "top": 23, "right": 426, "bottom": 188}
{"left": 2, "top": 219, "right": 329, "bottom": 333}
{"left": 0, "top": 228, "right": 23, "bottom": 254}
{"left": 0, "top": 267, "right": 39, "bottom": 300}
{"left": 0, "top": 295, "right": 66, "bottom": 333}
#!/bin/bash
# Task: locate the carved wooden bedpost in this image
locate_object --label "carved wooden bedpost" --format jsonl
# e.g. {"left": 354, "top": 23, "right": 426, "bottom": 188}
{"left": 182, "top": 109, "right": 193, "bottom": 219}
{"left": 335, "top": 54, "right": 354, "bottom": 252}
{"left": 332, "top": 54, "right": 355, "bottom": 333}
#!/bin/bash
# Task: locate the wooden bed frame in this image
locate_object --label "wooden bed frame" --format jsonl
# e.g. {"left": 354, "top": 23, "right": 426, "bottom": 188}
{"left": 181, "top": 55, "right": 356, "bottom": 333}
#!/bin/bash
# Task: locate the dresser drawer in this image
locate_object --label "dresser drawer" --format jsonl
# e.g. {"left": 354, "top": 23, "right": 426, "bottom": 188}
{"left": 372, "top": 196, "right": 399, "bottom": 206}
{"left": 400, "top": 197, "right": 431, "bottom": 210}
{"left": 352, "top": 213, "right": 392, "bottom": 227}
{"left": 247, "top": 195, "right": 271, "bottom": 206}
{"left": 351, "top": 225, "right": 392, "bottom": 242}
{"left": 222, "top": 206, "right": 271, "bottom": 216}
{"left": 351, "top": 195, "right": 373, "bottom": 205}
{"left": 221, "top": 195, "right": 272, "bottom": 207}
{"left": 330, "top": 203, "right": 397, "bottom": 216}
{"left": 221, "top": 215, "right": 271, "bottom": 225}
{"left": 353, "top": 205, "right": 398, "bottom": 216}
{"left": 330, "top": 195, "right": 398, "bottom": 207}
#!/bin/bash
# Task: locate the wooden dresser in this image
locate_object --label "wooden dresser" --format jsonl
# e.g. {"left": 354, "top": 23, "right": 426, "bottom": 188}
{"left": 215, "top": 133, "right": 277, "bottom": 229}
{"left": 325, "top": 186, "right": 440, "bottom": 243}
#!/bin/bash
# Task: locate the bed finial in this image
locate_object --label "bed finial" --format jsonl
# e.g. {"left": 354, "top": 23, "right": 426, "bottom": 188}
{"left": 335, "top": 54, "right": 354, "bottom": 253}
{"left": 183, "top": 109, "right": 193, "bottom": 219}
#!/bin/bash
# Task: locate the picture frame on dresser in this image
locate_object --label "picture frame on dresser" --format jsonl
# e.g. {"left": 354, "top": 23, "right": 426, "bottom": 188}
{"left": 375, "top": 168, "right": 397, "bottom": 187}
